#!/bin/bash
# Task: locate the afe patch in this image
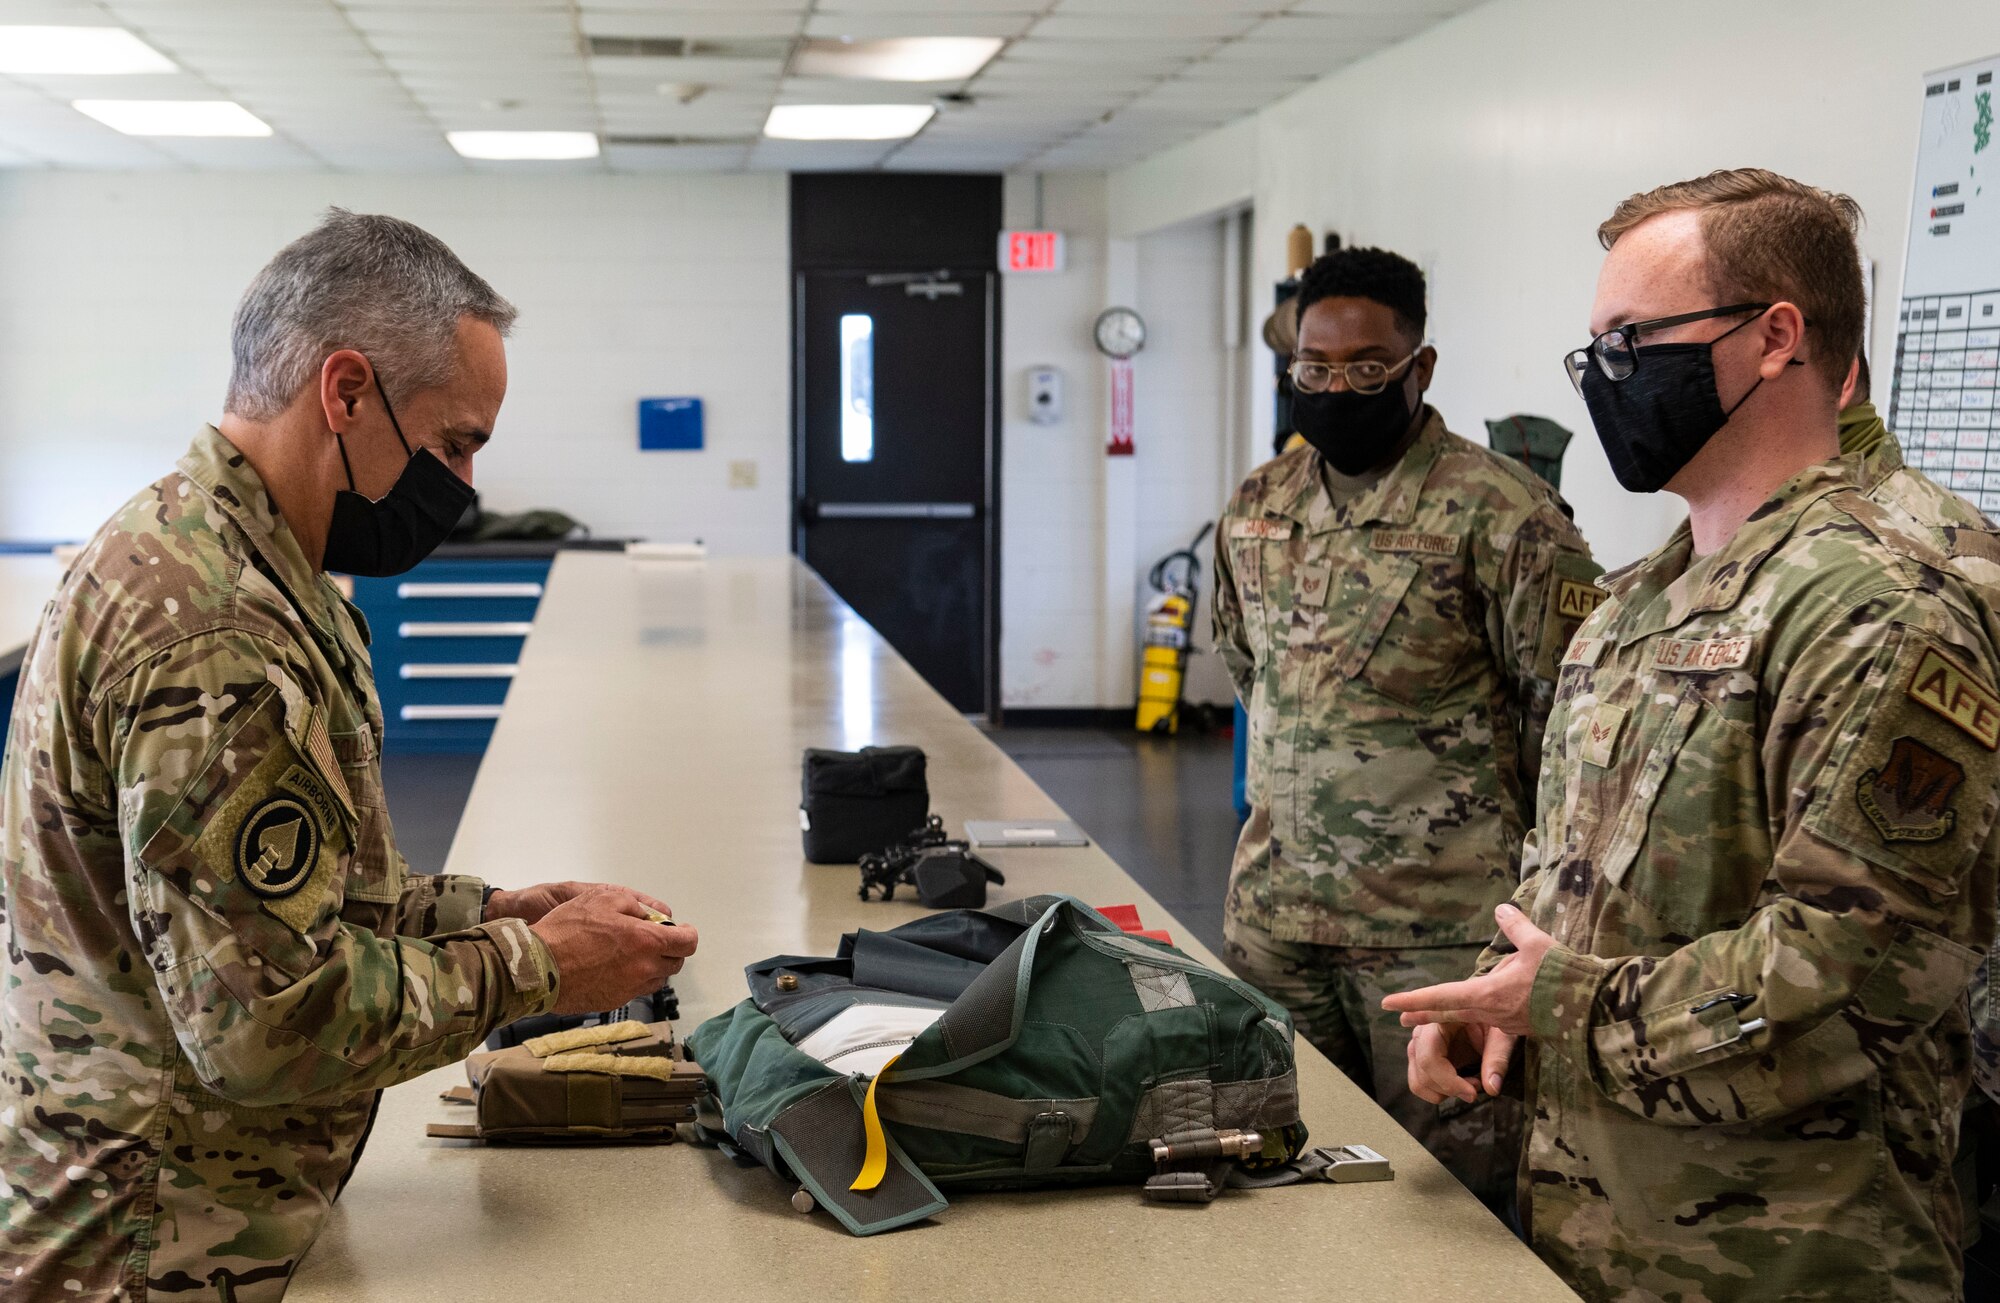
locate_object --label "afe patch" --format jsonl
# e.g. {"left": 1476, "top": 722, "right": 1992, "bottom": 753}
{"left": 1858, "top": 736, "right": 1964, "bottom": 843}
{"left": 236, "top": 795, "right": 322, "bottom": 899}
{"left": 1555, "top": 579, "right": 1604, "bottom": 624}
{"left": 1907, "top": 647, "right": 2000, "bottom": 749}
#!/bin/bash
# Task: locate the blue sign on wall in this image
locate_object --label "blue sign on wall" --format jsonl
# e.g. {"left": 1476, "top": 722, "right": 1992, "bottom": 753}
{"left": 638, "top": 397, "right": 703, "bottom": 451}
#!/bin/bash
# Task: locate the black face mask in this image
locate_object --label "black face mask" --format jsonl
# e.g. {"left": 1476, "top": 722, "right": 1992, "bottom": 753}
{"left": 1292, "top": 369, "right": 1418, "bottom": 476}
{"left": 321, "top": 377, "right": 474, "bottom": 577}
{"left": 1579, "top": 316, "right": 1772, "bottom": 493}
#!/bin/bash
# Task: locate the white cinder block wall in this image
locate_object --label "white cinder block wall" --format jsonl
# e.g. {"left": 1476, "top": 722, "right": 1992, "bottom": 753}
{"left": 998, "top": 172, "right": 1111, "bottom": 710}
{"left": 1134, "top": 214, "right": 1237, "bottom": 709}
{"left": 0, "top": 171, "right": 791, "bottom": 554}
{"left": 1110, "top": 0, "right": 2000, "bottom": 573}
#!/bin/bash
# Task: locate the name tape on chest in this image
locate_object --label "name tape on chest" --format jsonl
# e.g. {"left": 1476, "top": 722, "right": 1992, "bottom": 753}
{"left": 1908, "top": 647, "right": 2000, "bottom": 750}
{"left": 1370, "top": 529, "right": 1460, "bottom": 556}
{"left": 1229, "top": 519, "right": 1293, "bottom": 541}
{"left": 1556, "top": 581, "right": 1604, "bottom": 625}
{"left": 1562, "top": 636, "right": 1607, "bottom": 668}
{"left": 1652, "top": 635, "right": 1753, "bottom": 673}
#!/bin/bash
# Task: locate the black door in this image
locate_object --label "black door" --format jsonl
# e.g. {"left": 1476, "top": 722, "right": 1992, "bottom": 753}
{"left": 796, "top": 269, "right": 994, "bottom": 713}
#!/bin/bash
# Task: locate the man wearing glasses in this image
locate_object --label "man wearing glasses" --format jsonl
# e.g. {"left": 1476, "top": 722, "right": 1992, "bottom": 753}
{"left": 1211, "top": 246, "right": 1598, "bottom": 1215}
{"left": 1388, "top": 168, "right": 2000, "bottom": 1300}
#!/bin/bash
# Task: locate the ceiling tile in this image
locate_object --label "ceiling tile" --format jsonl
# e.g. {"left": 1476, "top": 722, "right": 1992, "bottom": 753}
{"left": 586, "top": 54, "right": 785, "bottom": 83}
{"left": 1002, "top": 36, "right": 1217, "bottom": 64}
{"left": 745, "top": 137, "right": 895, "bottom": 170}
{"left": 1048, "top": 0, "right": 1273, "bottom": 12}
{"left": 579, "top": 11, "right": 801, "bottom": 39}
{"left": 579, "top": 0, "right": 804, "bottom": 11}
{"left": 816, "top": 0, "right": 1036, "bottom": 12}
{"left": 604, "top": 140, "right": 751, "bottom": 170}
{"left": 0, "top": 0, "right": 1492, "bottom": 173}
{"left": 803, "top": 13, "right": 1031, "bottom": 39}
{"left": 1290, "top": 0, "right": 1481, "bottom": 13}
{"left": 1027, "top": 13, "right": 1260, "bottom": 40}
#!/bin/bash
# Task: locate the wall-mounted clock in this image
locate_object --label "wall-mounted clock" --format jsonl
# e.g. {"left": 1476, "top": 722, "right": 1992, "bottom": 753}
{"left": 1093, "top": 306, "right": 1147, "bottom": 359}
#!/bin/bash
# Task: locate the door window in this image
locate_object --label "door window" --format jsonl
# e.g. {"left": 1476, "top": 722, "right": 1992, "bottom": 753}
{"left": 840, "top": 312, "right": 875, "bottom": 463}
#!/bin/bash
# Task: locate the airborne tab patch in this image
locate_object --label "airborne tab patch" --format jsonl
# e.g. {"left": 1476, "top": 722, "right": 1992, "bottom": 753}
{"left": 1229, "top": 519, "right": 1293, "bottom": 541}
{"left": 1653, "top": 636, "right": 1753, "bottom": 673}
{"left": 1370, "top": 529, "right": 1459, "bottom": 556}
{"left": 1907, "top": 647, "right": 2000, "bottom": 749}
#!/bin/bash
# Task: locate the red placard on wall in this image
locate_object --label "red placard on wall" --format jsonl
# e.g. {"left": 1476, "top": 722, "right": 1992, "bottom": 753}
{"left": 999, "top": 230, "right": 1066, "bottom": 274}
{"left": 1108, "top": 359, "right": 1134, "bottom": 456}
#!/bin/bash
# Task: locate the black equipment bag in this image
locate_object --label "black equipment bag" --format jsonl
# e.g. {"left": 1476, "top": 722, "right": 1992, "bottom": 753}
{"left": 800, "top": 746, "right": 929, "bottom": 863}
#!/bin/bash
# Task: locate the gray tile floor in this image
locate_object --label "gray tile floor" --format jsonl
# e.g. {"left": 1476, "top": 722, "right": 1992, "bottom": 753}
{"left": 380, "top": 723, "right": 1242, "bottom": 954}
{"left": 980, "top": 724, "right": 1238, "bottom": 955}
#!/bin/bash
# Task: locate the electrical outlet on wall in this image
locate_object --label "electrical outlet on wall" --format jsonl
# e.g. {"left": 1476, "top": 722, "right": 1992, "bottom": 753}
{"left": 728, "top": 459, "right": 758, "bottom": 489}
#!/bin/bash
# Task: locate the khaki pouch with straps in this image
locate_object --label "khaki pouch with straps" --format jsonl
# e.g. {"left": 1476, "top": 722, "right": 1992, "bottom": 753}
{"left": 427, "top": 1019, "right": 706, "bottom": 1144}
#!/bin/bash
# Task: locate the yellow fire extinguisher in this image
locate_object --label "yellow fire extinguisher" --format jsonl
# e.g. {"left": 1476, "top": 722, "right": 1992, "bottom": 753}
{"left": 1136, "top": 522, "right": 1214, "bottom": 734}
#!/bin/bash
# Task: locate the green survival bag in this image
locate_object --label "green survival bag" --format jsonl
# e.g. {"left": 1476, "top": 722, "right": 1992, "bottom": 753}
{"left": 686, "top": 895, "right": 1308, "bottom": 1235}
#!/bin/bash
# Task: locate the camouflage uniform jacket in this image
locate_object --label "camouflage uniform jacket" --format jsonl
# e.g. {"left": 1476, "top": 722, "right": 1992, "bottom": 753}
{"left": 1214, "top": 409, "right": 1600, "bottom": 947}
{"left": 1488, "top": 457, "right": 2000, "bottom": 1301}
{"left": 1844, "top": 428, "right": 2000, "bottom": 1117}
{"left": 0, "top": 426, "right": 560, "bottom": 1302}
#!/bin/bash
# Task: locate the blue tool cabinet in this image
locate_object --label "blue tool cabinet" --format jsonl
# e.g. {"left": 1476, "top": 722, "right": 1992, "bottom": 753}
{"left": 347, "top": 555, "right": 552, "bottom": 754}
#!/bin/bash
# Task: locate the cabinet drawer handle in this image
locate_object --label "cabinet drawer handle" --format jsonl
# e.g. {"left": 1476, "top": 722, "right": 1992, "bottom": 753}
{"left": 396, "top": 582, "right": 544, "bottom": 599}
{"left": 398, "top": 622, "right": 533, "bottom": 638}
{"left": 400, "top": 663, "right": 517, "bottom": 679}
{"left": 400, "top": 704, "right": 504, "bottom": 721}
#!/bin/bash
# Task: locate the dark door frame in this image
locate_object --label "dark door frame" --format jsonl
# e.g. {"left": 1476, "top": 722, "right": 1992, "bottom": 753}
{"left": 790, "top": 266, "right": 1003, "bottom": 720}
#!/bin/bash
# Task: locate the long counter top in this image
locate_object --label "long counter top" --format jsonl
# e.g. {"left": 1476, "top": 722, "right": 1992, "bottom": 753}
{"left": 289, "top": 554, "right": 1576, "bottom": 1303}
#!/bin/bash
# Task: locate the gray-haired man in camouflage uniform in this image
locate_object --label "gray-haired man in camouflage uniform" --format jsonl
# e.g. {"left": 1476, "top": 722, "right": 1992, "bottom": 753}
{"left": 1392, "top": 168, "right": 2000, "bottom": 1301}
{"left": 1213, "top": 246, "right": 1600, "bottom": 1213}
{"left": 0, "top": 210, "right": 698, "bottom": 1301}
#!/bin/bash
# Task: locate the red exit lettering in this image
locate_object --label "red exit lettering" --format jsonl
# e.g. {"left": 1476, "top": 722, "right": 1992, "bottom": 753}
{"left": 1001, "top": 230, "right": 1064, "bottom": 274}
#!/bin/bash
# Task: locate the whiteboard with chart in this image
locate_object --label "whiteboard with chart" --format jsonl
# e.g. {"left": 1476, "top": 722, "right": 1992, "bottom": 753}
{"left": 1889, "top": 53, "right": 2000, "bottom": 512}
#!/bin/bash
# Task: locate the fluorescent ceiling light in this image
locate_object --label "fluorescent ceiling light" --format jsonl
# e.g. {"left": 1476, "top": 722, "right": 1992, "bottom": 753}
{"left": 793, "top": 37, "right": 1003, "bottom": 83}
{"left": 73, "top": 100, "right": 270, "bottom": 137}
{"left": 764, "top": 104, "right": 935, "bottom": 141}
{"left": 448, "top": 130, "right": 599, "bottom": 160}
{"left": 0, "top": 26, "right": 175, "bottom": 75}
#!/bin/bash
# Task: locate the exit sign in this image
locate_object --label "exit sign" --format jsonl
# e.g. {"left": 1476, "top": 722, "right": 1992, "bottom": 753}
{"left": 1000, "top": 230, "right": 1066, "bottom": 274}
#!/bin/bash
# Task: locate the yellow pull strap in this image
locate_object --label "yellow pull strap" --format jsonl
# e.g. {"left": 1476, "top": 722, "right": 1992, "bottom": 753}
{"left": 850, "top": 1055, "right": 900, "bottom": 1192}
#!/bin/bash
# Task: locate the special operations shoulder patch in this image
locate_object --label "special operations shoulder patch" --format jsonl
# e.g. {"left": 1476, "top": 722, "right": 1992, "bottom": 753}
{"left": 182, "top": 714, "right": 354, "bottom": 938}
{"left": 1858, "top": 736, "right": 1964, "bottom": 843}
{"left": 235, "top": 764, "right": 343, "bottom": 900}
{"left": 237, "top": 795, "right": 321, "bottom": 899}
{"left": 1907, "top": 647, "right": 2000, "bottom": 749}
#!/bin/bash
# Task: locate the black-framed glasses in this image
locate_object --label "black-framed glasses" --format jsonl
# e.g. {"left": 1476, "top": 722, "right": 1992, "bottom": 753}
{"left": 1288, "top": 345, "right": 1424, "bottom": 396}
{"left": 1563, "top": 302, "right": 1770, "bottom": 396}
